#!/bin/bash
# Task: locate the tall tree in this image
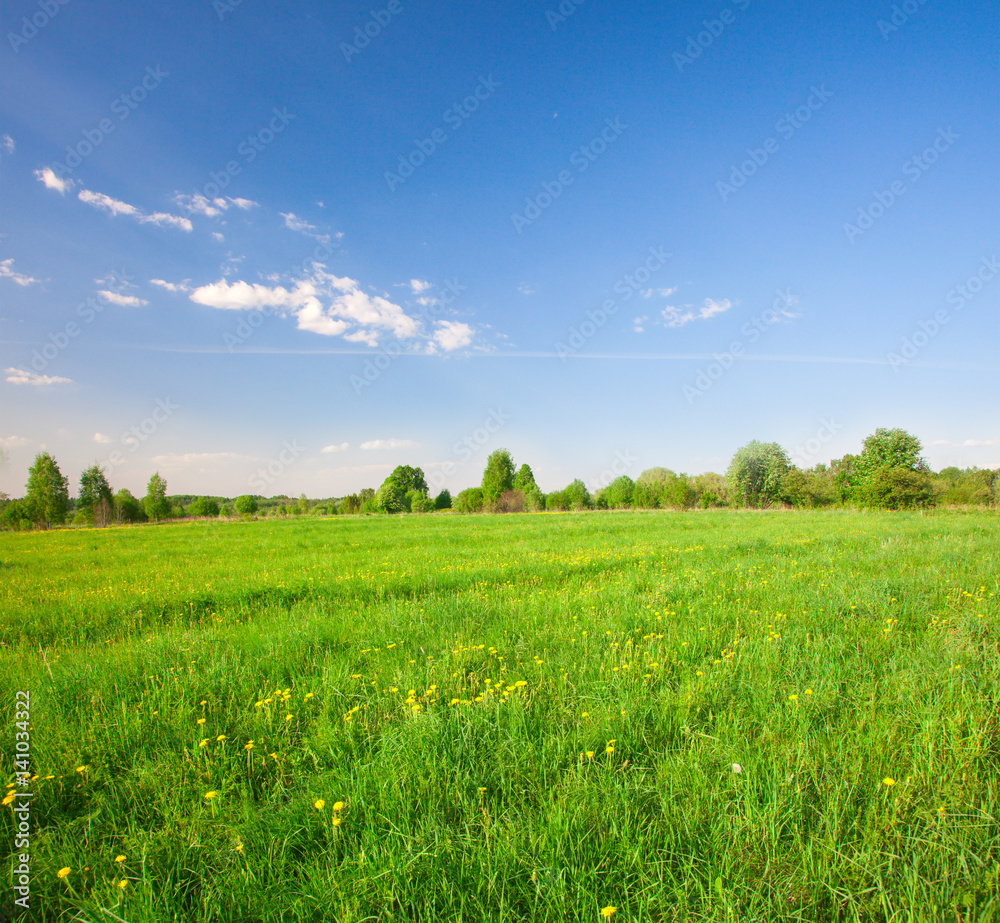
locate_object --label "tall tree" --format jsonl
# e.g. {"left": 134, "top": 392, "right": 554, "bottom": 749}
{"left": 25, "top": 453, "right": 69, "bottom": 528}
{"left": 144, "top": 472, "right": 170, "bottom": 522}
{"left": 513, "top": 463, "right": 537, "bottom": 493}
{"left": 79, "top": 463, "right": 114, "bottom": 527}
{"left": 726, "top": 441, "right": 790, "bottom": 508}
{"left": 482, "top": 449, "right": 515, "bottom": 504}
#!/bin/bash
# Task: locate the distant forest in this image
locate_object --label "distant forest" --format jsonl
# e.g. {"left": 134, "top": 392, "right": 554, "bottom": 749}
{"left": 1, "top": 428, "right": 996, "bottom": 530}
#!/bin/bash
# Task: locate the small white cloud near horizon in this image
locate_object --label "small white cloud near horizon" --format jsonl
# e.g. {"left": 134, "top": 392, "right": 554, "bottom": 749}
{"left": 150, "top": 452, "right": 258, "bottom": 468}
{"left": 432, "top": 320, "right": 474, "bottom": 351}
{"left": 150, "top": 278, "right": 190, "bottom": 293}
{"left": 172, "top": 193, "right": 258, "bottom": 217}
{"left": 77, "top": 188, "right": 193, "bottom": 232}
{"left": 662, "top": 297, "right": 734, "bottom": 328}
{"left": 360, "top": 439, "right": 419, "bottom": 450}
{"left": 633, "top": 315, "right": 648, "bottom": 333}
{"left": 98, "top": 290, "right": 148, "bottom": 307}
{"left": 0, "top": 259, "right": 41, "bottom": 287}
{"left": 1, "top": 435, "right": 30, "bottom": 448}
{"left": 321, "top": 442, "right": 350, "bottom": 454}
{"left": 1, "top": 134, "right": 14, "bottom": 154}
{"left": 5, "top": 368, "right": 73, "bottom": 386}
{"left": 929, "top": 438, "right": 1000, "bottom": 447}
{"left": 34, "top": 166, "right": 74, "bottom": 194}
{"left": 93, "top": 433, "right": 114, "bottom": 444}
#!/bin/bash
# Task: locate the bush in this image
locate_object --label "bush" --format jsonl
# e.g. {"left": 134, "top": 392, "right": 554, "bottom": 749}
{"left": 862, "top": 466, "right": 936, "bottom": 510}
{"left": 375, "top": 482, "right": 405, "bottom": 513}
{"left": 189, "top": 497, "right": 221, "bottom": 517}
{"left": 434, "top": 489, "right": 452, "bottom": 510}
{"left": 234, "top": 495, "right": 259, "bottom": 517}
{"left": 491, "top": 489, "right": 524, "bottom": 513}
{"left": 454, "top": 487, "right": 485, "bottom": 513}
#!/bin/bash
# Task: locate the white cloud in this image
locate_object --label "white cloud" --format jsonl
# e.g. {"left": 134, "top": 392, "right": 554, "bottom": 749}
{"left": 98, "top": 290, "right": 148, "bottom": 307}
{"left": 2, "top": 134, "right": 13, "bottom": 154}
{"left": 360, "top": 439, "right": 419, "bottom": 450}
{"left": 0, "top": 435, "right": 30, "bottom": 448}
{"left": 279, "top": 211, "right": 336, "bottom": 247}
{"left": 432, "top": 320, "right": 473, "bottom": 351}
{"left": 633, "top": 315, "right": 648, "bottom": 333}
{"left": 517, "top": 282, "right": 536, "bottom": 296}
{"left": 78, "top": 188, "right": 192, "bottom": 231}
{"left": 410, "top": 279, "right": 431, "bottom": 294}
{"left": 5, "top": 368, "right": 72, "bottom": 386}
{"left": 93, "top": 433, "right": 114, "bottom": 444}
{"left": 172, "top": 193, "right": 258, "bottom": 217}
{"left": 0, "top": 259, "right": 40, "bottom": 287}
{"left": 641, "top": 286, "right": 678, "bottom": 299}
{"left": 662, "top": 297, "right": 733, "bottom": 328}
{"left": 321, "top": 442, "right": 349, "bottom": 454}
{"left": 34, "top": 166, "right": 73, "bottom": 194}
{"left": 212, "top": 232, "right": 224, "bottom": 242}
{"left": 150, "top": 452, "right": 258, "bottom": 467}
{"left": 930, "top": 438, "right": 1000, "bottom": 447}
{"left": 150, "top": 278, "right": 190, "bottom": 293}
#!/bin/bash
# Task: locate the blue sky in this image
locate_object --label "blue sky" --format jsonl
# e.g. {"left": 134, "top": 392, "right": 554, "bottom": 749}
{"left": 1, "top": 0, "right": 997, "bottom": 498}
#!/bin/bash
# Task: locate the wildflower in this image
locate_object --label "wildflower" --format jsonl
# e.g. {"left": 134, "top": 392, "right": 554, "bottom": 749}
{"left": 2, "top": 792, "right": 14, "bottom": 806}
{"left": 332, "top": 801, "right": 345, "bottom": 811}
{"left": 331, "top": 817, "right": 342, "bottom": 827}
{"left": 586, "top": 751, "right": 595, "bottom": 759}
{"left": 789, "top": 694, "right": 798, "bottom": 702}
{"left": 883, "top": 777, "right": 895, "bottom": 787}
{"left": 605, "top": 745, "right": 615, "bottom": 755}
{"left": 75, "top": 765, "right": 89, "bottom": 773}
{"left": 235, "top": 838, "right": 244, "bottom": 853}
{"left": 285, "top": 714, "right": 293, "bottom": 722}
{"left": 478, "top": 787, "right": 487, "bottom": 793}
{"left": 244, "top": 741, "right": 254, "bottom": 751}
{"left": 117, "top": 879, "right": 128, "bottom": 890}
{"left": 216, "top": 735, "right": 226, "bottom": 742}
{"left": 732, "top": 763, "right": 743, "bottom": 774}
{"left": 601, "top": 908, "right": 617, "bottom": 918}
{"left": 804, "top": 689, "right": 813, "bottom": 695}
{"left": 199, "top": 700, "right": 207, "bottom": 706}
{"left": 197, "top": 718, "right": 206, "bottom": 725}
{"left": 304, "top": 692, "right": 314, "bottom": 700}
{"left": 57, "top": 868, "right": 71, "bottom": 879}
{"left": 114, "top": 855, "right": 126, "bottom": 863}
{"left": 204, "top": 791, "right": 218, "bottom": 800}
{"left": 199, "top": 739, "right": 209, "bottom": 748}
{"left": 314, "top": 800, "right": 325, "bottom": 810}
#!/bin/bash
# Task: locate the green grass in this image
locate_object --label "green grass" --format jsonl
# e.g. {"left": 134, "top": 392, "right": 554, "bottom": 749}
{"left": 2, "top": 510, "right": 998, "bottom": 922}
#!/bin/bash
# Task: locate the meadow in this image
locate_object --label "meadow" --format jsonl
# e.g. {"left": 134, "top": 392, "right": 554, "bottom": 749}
{"left": 1, "top": 510, "right": 998, "bottom": 922}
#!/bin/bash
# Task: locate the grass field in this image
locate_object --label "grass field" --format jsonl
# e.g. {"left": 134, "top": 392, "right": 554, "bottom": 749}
{"left": 2, "top": 510, "right": 998, "bottom": 922}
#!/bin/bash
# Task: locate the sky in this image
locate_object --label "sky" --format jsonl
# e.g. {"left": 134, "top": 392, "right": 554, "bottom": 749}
{"left": 1, "top": 0, "right": 997, "bottom": 499}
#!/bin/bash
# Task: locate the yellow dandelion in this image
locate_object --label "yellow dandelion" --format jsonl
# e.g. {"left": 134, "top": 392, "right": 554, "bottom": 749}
{"left": 332, "top": 801, "right": 345, "bottom": 811}
{"left": 204, "top": 791, "right": 218, "bottom": 800}
{"left": 314, "top": 800, "right": 325, "bottom": 810}
{"left": 304, "top": 692, "right": 314, "bottom": 700}
{"left": 805, "top": 689, "right": 813, "bottom": 695}
{"left": 244, "top": 741, "right": 254, "bottom": 751}
{"left": 605, "top": 745, "right": 614, "bottom": 755}
{"left": 197, "top": 718, "right": 206, "bottom": 725}
{"left": 331, "top": 817, "right": 342, "bottom": 827}
{"left": 199, "top": 700, "right": 207, "bottom": 706}
{"left": 57, "top": 867, "right": 71, "bottom": 879}
{"left": 2, "top": 792, "right": 15, "bottom": 806}
{"left": 75, "top": 765, "right": 89, "bottom": 773}
{"left": 789, "top": 694, "right": 799, "bottom": 702}
{"left": 478, "top": 787, "right": 487, "bottom": 793}
{"left": 883, "top": 777, "right": 895, "bottom": 787}
{"left": 285, "top": 714, "right": 293, "bottom": 721}
{"left": 586, "top": 751, "right": 595, "bottom": 759}
{"left": 601, "top": 907, "right": 617, "bottom": 918}
{"left": 199, "top": 738, "right": 209, "bottom": 748}
{"left": 114, "top": 855, "right": 126, "bottom": 863}
{"left": 216, "top": 735, "right": 226, "bottom": 742}
{"left": 117, "top": 879, "right": 128, "bottom": 890}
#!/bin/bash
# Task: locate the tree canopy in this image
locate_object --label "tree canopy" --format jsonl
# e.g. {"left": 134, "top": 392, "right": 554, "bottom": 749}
{"left": 25, "top": 453, "right": 70, "bottom": 528}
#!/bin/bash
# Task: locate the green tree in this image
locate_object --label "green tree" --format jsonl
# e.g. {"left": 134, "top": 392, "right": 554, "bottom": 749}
{"left": 386, "top": 465, "right": 427, "bottom": 495}
{"left": 25, "top": 453, "right": 70, "bottom": 528}
{"left": 113, "top": 488, "right": 145, "bottom": 523}
{"left": 234, "top": 495, "right": 259, "bottom": 516}
{"left": 600, "top": 475, "right": 634, "bottom": 509}
{"left": 78, "top": 463, "right": 113, "bottom": 527}
{"left": 297, "top": 493, "right": 310, "bottom": 515}
{"left": 513, "top": 464, "right": 537, "bottom": 493}
{"left": 726, "top": 441, "right": 790, "bottom": 508}
{"left": 482, "top": 449, "right": 516, "bottom": 504}
{"left": 454, "top": 487, "right": 485, "bottom": 513}
{"left": 634, "top": 468, "right": 673, "bottom": 508}
{"left": 564, "top": 479, "right": 593, "bottom": 511}
{"left": 144, "top": 472, "right": 170, "bottom": 521}
{"left": 434, "top": 489, "right": 452, "bottom": 510}
{"left": 850, "top": 428, "right": 929, "bottom": 504}
{"left": 863, "top": 466, "right": 935, "bottom": 510}
{"left": 189, "top": 497, "right": 221, "bottom": 517}
{"left": 407, "top": 489, "right": 435, "bottom": 513}
{"left": 374, "top": 481, "right": 405, "bottom": 513}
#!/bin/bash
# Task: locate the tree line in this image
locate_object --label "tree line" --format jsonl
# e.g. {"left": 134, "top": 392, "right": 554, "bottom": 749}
{"left": 1, "top": 428, "right": 996, "bottom": 530}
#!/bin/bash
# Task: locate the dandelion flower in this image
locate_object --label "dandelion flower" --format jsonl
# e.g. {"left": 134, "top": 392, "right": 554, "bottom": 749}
{"left": 114, "top": 855, "right": 126, "bottom": 863}
{"left": 586, "top": 751, "right": 595, "bottom": 759}
{"left": 199, "top": 739, "right": 209, "bottom": 748}
{"left": 314, "top": 800, "right": 325, "bottom": 810}
{"left": 332, "top": 801, "right": 345, "bottom": 811}
{"left": 601, "top": 907, "right": 617, "bottom": 918}
{"left": 57, "top": 867, "right": 71, "bottom": 879}
{"left": 304, "top": 692, "right": 314, "bottom": 700}
{"left": 244, "top": 741, "right": 254, "bottom": 751}
{"left": 204, "top": 791, "right": 218, "bottom": 800}
{"left": 883, "top": 777, "right": 895, "bottom": 787}
{"left": 75, "top": 765, "right": 89, "bottom": 773}
{"left": 478, "top": 787, "right": 487, "bottom": 793}
{"left": 117, "top": 879, "right": 128, "bottom": 890}
{"left": 605, "top": 745, "right": 615, "bottom": 755}
{"left": 197, "top": 718, "right": 206, "bottom": 725}
{"left": 789, "top": 694, "right": 799, "bottom": 702}
{"left": 216, "top": 735, "right": 226, "bottom": 742}
{"left": 2, "top": 792, "right": 15, "bottom": 806}
{"left": 199, "top": 700, "right": 207, "bottom": 706}
{"left": 332, "top": 817, "right": 342, "bottom": 827}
